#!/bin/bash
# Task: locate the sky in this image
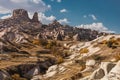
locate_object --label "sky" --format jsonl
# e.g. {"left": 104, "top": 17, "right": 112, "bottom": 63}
{"left": 0, "top": 0, "right": 120, "bottom": 33}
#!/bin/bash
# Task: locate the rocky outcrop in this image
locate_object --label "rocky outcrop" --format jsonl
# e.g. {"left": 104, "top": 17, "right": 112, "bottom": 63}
{"left": 107, "top": 61, "right": 120, "bottom": 80}
{"left": 85, "top": 61, "right": 120, "bottom": 80}
{"left": 12, "top": 9, "right": 30, "bottom": 21}
{"left": 55, "top": 32, "right": 63, "bottom": 40}
{"left": 31, "top": 12, "right": 39, "bottom": 23}
{"left": 0, "top": 58, "right": 56, "bottom": 80}
{"left": 73, "top": 34, "right": 80, "bottom": 41}
{"left": 0, "top": 9, "right": 106, "bottom": 43}
{"left": 90, "top": 68, "right": 105, "bottom": 79}
{"left": 100, "top": 62, "right": 116, "bottom": 76}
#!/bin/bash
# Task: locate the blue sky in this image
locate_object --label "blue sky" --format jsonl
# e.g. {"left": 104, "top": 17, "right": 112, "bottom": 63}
{"left": 0, "top": 0, "right": 120, "bottom": 33}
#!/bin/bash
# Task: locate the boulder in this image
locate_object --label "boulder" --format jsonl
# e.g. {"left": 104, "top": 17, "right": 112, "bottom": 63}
{"left": 107, "top": 61, "right": 120, "bottom": 80}
{"left": 86, "top": 59, "right": 96, "bottom": 67}
{"left": 46, "top": 65, "right": 58, "bottom": 73}
{"left": 100, "top": 62, "right": 115, "bottom": 76}
{"left": 44, "top": 65, "right": 66, "bottom": 78}
{"left": 73, "top": 34, "right": 80, "bottom": 41}
{"left": 90, "top": 68, "right": 105, "bottom": 79}
{"left": 44, "top": 65, "right": 58, "bottom": 78}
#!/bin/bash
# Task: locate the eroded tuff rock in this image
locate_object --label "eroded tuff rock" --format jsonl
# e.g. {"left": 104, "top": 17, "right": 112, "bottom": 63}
{"left": 84, "top": 61, "right": 120, "bottom": 80}
{"left": 90, "top": 68, "right": 105, "bottom": 79}
{"left": 0, "top": 9, "right": 109, "bottom": 54}
{"left": 12, "top": 9, "right": 30, "bottom": 21}
{"left": 32, "top": 12, "right": 39, "bottom": 23}
{"left": 0, "top": 9, "right": 107, "bottom": 43}
{"left": 73, "top": 34, "right": 80, "bottom": 41}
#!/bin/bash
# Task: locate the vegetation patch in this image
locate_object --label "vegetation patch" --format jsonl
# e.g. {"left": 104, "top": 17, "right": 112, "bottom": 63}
{"left": 79, "top": 48, "right": 89, "bottom": 54}
{"left": 11, "top": 74, "right": 27, "bottom": 80}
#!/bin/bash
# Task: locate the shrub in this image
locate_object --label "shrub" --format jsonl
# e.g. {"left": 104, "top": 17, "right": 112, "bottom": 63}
{"left": 32, "top": 39, "right": 40, "bottom": 45}
{"left": 100, "top": 40, "right": 107, "bottom": 44}
{"left": 75, "top": 60, "right": 86, "bottom": 71}
{"left": 114, "top": 53, "right": 120, "bottom": 61}
{"left": 90, "top": 54, "right": 102, "bottom": 61}
{"left": 62, "top": 50, "right": 70, "bottom": 58}
{"left": 79, "top": 48, "right": 89, "bottom": 54}
{"left": 39, "top": 39, "right": 48, "bottom": 46}
{"left": 32, "top": 39, "right": 48, "bottom": 46}
{"left": 11, "top": 74, "right": 27, "bottom": 80}
{"left": 107, "top": 40, "right": 113, "bottom": 48}
{"left": 117, "top": 38, "right": 120, "bottom": 42}
{"left": 46, "top": 41, "right": 57, "bottom": 49}
{"left": 56, "top": 56, "right": 64, "bottom": 64}
{"left": 106, "top": 38, "right": 118, "bottom": 49}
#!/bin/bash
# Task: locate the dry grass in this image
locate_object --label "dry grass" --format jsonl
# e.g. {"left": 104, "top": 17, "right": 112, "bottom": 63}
{"left": 79, "top": 48, "right": 89, "bottom": 54}
{"left": 114, "top": 53, "right": 120, "bottom": 61}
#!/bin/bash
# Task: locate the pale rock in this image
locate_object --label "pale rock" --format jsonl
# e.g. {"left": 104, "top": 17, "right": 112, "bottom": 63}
{"left": 44, "top": 70, "right": 57, "bottom": 78}
{"left": 32, "top": 12, "right": 39, "bottom": 23}
{"left": 90, "top": 68, "right": 105, "bottom": 79}
{"left": 100, "top": 62, "right": 115, "bottom": 76}
{"left": 107, "top": 61, "right": 120, "bottom": 80}
{"left": 86, "top": 59, "right": 96, "bottom": 67}
{"left": 46, "top": 65, "right": 58, "bottom": 73}
{"left": 73, "top": 34, "right": 80, "bottom": 41}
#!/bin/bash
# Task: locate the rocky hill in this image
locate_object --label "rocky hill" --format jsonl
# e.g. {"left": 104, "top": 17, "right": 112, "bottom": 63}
{"left": 31, "top": 34, "right": 120, "bottom": 80}
{"left": 0, "top": 9, "right": 105, "bottom": 43}
{"left": 0, "top": 9, "right": 108, "bottom": 54}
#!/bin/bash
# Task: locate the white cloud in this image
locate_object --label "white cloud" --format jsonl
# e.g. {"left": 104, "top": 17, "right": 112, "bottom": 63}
{"left": 32, "top": 0, "right": 42, "bottom": 4}
{"left": 76, "top": 23, "right": 115, "bottom": 33}
{"left": 47, "top": 5, "right": 51, "bottom": 8}
{"left": 10, "top": 0, "right": 27, "bottom": 3}
{"left": 83, "top": 15, "right": 87, "bottom": 18}
{"left": 0, "top": 14, "right": 12, "bottom": 19}
{"left": 89, "top": 14, "right": 97, "bottom": 20}
{"left": 60, "top": 9, "right": 67, "bottom": 13}
{"left": 57, "top": 0, "right": 61, "bottom": 3}
{"left": 0, "top": 0, "right": 50, "bottom": 14}
{"left": 0, "top": 6, "right": 11, "bottom": 14}
{"left": 39, "top": 13, "right": 56, "bottom": 24}
{"left": 83, "top": 14, "right": 97, "bottom": 20}
{"left": 58, "top": 18, "right": 69, "bottom": 24}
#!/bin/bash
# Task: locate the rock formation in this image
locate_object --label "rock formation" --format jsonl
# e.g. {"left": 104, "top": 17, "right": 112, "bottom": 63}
{"left": 31, "top": 12, "right": 39, "bottom": 23}
{"left": 12, "top": 9, "right": 30, "bottom": 21}
{"left": 83, "top": 61, "right": 120, "bottom": 80}
{"left": 0, "top": 9, "right": 107, "bottom": 43}
{"left": 73, "top": 34, "right": 80, "bottom": 41}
